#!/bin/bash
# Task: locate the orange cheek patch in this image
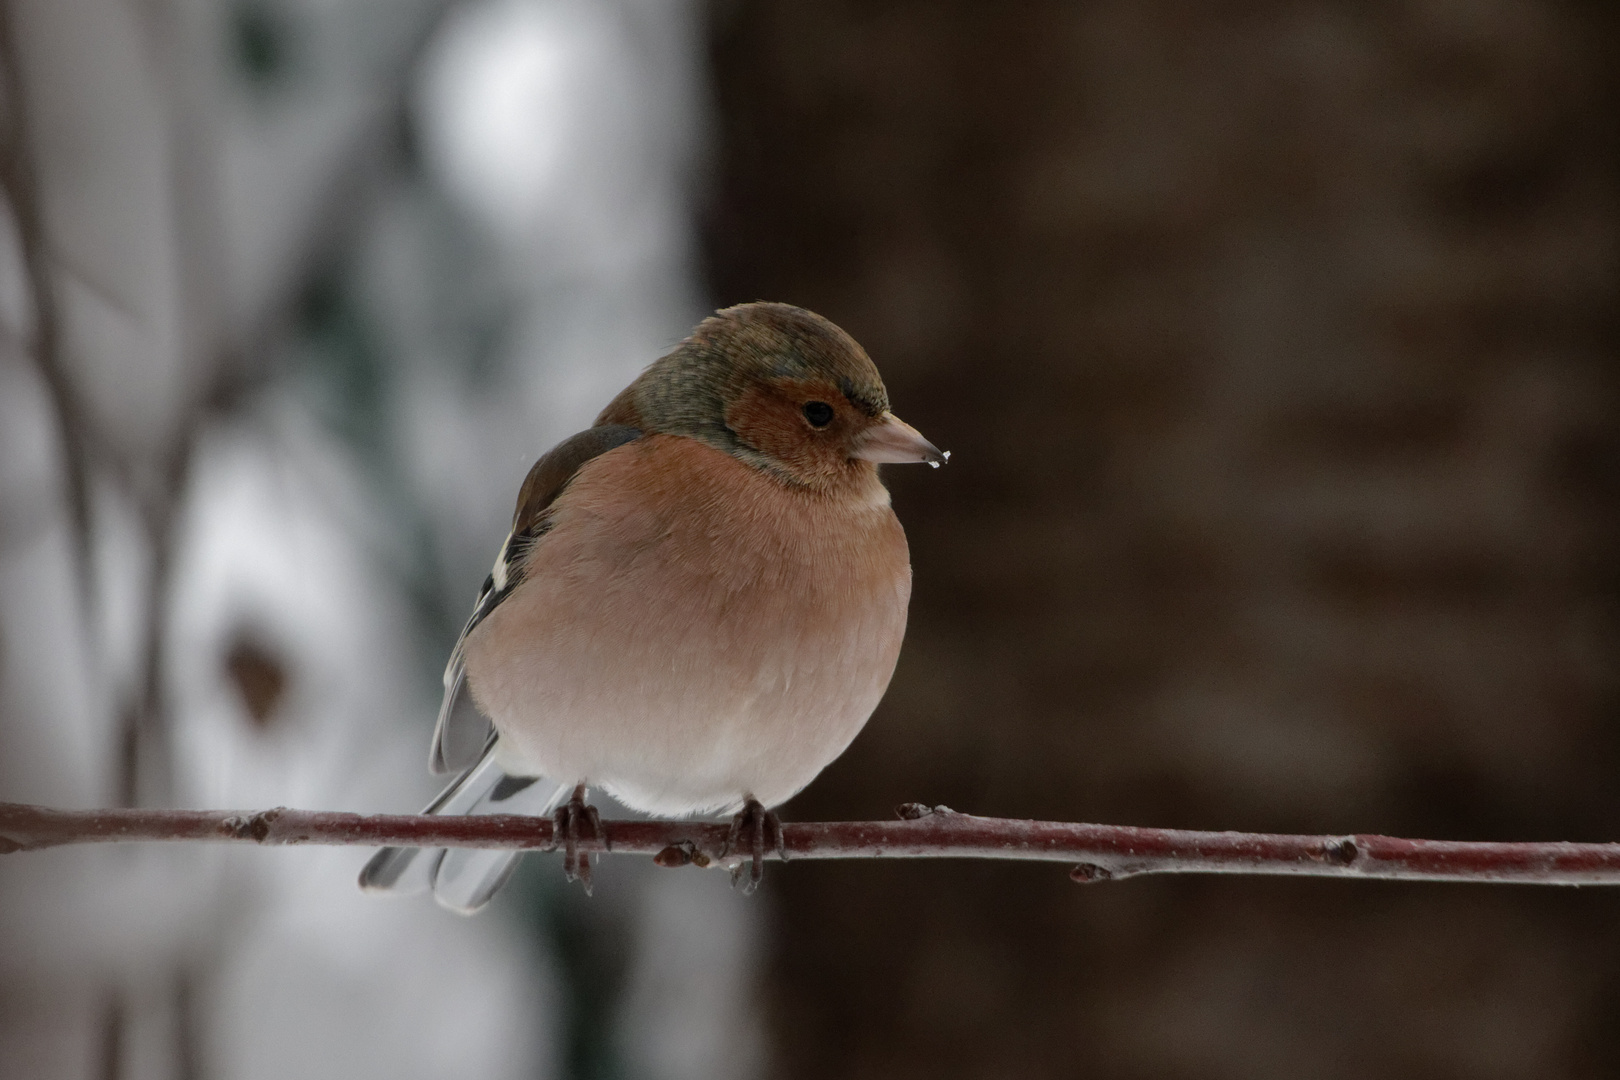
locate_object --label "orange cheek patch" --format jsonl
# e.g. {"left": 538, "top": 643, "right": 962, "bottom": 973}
{"left": 725, "top": 378, "right": 849, "bottom": 481}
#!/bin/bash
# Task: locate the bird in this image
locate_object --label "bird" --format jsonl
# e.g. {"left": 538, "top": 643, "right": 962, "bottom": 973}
{"left": 360, "top": 301, "right": 945, "bottom": 911}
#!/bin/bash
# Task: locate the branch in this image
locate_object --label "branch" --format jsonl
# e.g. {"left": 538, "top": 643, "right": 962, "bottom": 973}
{"left": 4, "top": 801, "right": 1619, "bottom": 885}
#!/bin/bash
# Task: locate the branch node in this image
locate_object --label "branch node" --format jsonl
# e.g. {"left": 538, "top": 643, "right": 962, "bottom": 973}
{"left": 1319, "top": 836, "right": 1359, "bottom": 866}
{"left": 222, "top": 808, "right": 284, "bottom": 842}
{"left": 654, "top": 841, "right": 696, "bottom": 868}
{"left": 1070, "top": 863, "right": 1113, "bottom": 883}
{"left": 896, "top": 802, "right": 957, "bottom": 820}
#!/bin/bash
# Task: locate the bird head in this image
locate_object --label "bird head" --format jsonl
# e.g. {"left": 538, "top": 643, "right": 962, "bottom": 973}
{"left": 599, "top": 302, "right": 946, "bottom": 490}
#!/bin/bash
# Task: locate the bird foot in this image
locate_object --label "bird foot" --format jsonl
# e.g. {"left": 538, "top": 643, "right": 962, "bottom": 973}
{"left": 551, "top": 784, "right": 606, "bottom": 894}
{"left": 721, "top": 797, "right": 786, "bottom": 894}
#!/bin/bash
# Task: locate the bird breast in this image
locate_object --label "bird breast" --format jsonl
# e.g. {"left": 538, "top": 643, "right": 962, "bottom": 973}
{"left": 462, "top": 434, "right": 912, "bottom": 816}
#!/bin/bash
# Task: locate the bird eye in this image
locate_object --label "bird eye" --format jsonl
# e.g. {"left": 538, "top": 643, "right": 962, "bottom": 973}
{"left": 803, "top": 401, "right": 835, "bottom": 427}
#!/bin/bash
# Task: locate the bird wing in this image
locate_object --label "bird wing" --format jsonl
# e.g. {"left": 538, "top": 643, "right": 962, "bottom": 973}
{"left": 429, "top": 423, "right": 643, "bottom": 773}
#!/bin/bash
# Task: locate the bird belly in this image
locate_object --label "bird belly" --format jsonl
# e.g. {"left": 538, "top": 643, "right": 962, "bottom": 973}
{"left": 461, "top": 436, "right": 911, "bottom": 816}
{"left": 477, "top": 608, "right": 899, "bottom": 815}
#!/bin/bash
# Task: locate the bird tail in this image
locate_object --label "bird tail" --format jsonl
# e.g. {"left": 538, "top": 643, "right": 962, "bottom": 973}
{"left": 359, "top": 738, "right": 565, "bottom": 914}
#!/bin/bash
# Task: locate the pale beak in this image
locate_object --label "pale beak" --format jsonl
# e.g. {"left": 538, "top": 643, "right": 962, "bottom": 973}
{"left": 852, "top": 412, "right": 949, "bottom": 468}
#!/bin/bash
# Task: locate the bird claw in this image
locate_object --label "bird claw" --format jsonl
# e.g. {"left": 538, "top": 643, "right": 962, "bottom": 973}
{"left": 551, "top": 784, "right": 606, "bottom": 894}
{"left": 721, "top": 798, "right": 785, "bottom": 894}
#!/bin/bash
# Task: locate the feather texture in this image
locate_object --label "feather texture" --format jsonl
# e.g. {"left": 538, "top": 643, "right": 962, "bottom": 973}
{"left": 463, "top": 433, "right": 910, "bottom": 816}
{"left": 429, "top": 425, "right": 641, "bottom": 774}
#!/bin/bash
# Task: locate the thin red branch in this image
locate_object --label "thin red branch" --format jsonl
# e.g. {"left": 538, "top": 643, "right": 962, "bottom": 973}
{"left": 5, "top": 801, "right": 1620, "bottom": 885}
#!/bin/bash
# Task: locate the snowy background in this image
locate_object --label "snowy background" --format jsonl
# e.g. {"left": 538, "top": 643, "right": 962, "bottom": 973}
{"left": 0, "top": 1, "right": 761, "bottom": 1078}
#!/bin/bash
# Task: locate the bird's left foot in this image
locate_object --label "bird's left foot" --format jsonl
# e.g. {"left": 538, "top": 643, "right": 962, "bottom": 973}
{"left": 551, "top": 784, "right": 606, "bottom": 894}
{"left": 721, "top": 797, "right": 786, "bottom": 894}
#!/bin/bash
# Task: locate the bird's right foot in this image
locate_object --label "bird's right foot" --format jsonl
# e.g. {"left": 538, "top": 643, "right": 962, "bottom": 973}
{"left": 721, "top": 797, "right": 786, "bottom": 895}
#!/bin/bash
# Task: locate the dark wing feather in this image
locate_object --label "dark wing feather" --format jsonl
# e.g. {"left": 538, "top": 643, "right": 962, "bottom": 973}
{"left": 429, "top": 424, "right": 642, "bottom": 773}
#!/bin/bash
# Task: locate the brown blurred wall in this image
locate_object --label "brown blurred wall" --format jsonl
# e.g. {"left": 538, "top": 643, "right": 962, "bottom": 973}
{"left": 704, "top": 2, "right": 1620, "bottom": 1077}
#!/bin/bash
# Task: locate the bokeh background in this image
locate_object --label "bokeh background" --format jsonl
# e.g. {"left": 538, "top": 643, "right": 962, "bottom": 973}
{"left": 2, "top": 1, "right": 1617, "bottom": 1078}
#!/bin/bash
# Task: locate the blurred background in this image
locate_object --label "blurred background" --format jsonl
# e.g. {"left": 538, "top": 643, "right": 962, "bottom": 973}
{"left": 0, "top": 1, "right": 1616, "bottom": 1078}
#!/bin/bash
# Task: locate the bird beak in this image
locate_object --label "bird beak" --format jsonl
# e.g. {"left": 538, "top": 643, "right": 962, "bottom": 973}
{"left": 853, "top": 412, "right": 949, "bottom": 468}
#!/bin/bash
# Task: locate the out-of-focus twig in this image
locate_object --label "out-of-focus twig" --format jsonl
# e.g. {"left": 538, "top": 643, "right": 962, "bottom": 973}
{"left": 0, "top": 3, "right": 94, "bottom": 596}
{"left": 4, "top": 801, "right": 1620, "bottom": 885}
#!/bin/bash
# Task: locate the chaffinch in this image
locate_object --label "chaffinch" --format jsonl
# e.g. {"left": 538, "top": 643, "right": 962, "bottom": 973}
{"left": 361, "top": 302, "right": 944, "bottom": 910}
